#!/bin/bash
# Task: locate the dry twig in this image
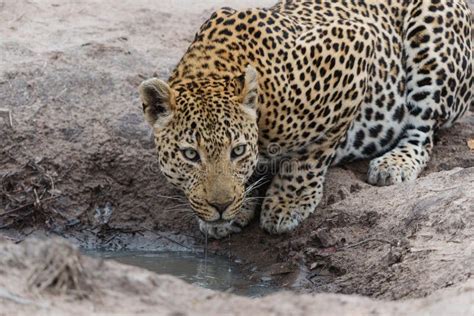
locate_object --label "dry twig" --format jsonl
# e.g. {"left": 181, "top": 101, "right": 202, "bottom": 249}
{"left": 0, "top": 108, "right": 12, "bottom": 128}
{"left": 28, "top": 240, "right": 92, "bottom": 298}
{"left": 0, "top": 288, "right": 48, "bottom": 308}
{"left": 0, "top": 196, "right": 60, "bottom": 217}
{"left": 340, "top": 238, "right": 399, "bottom": 250}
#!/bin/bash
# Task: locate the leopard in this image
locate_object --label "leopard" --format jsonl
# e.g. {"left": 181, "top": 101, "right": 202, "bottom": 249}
{"left": 138, "top": 0, "right": 472, "bottom": 238}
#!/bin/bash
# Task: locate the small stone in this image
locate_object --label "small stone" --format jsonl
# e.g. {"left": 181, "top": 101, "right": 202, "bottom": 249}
{"left": 311, "top": 228, "right": 337, "bottom": 248}
{"left": 467, "top": 139, "right": 474, "bottom": 150}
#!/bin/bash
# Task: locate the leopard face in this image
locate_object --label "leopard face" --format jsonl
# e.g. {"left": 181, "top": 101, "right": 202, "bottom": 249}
{"left": 139, "top": 67, "right": 259, "bottom": 224}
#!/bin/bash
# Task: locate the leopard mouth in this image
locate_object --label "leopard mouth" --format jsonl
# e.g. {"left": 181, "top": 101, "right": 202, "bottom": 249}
{"left": 194, "top": 203, "right": 242, "bottom": 224}
{"left": 205, "top": 218, "right": 232, "bottom": 225}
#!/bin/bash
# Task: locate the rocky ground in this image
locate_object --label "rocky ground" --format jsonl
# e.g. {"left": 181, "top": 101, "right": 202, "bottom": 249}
{"left": 0, "top": 0, "right": 473, "bottom": 314}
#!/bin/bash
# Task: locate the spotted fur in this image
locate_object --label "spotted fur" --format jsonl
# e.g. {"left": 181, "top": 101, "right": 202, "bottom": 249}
{"left": 139, "top": 0, "right": 472, "bottom": 238}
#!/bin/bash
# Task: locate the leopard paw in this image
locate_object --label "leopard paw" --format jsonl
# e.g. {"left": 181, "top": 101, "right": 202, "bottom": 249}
{"left": 368, "top": 156, "right": 420, "bottom": 186}
{"left": 260, "top": 196, "right": 315, "bottom": 234}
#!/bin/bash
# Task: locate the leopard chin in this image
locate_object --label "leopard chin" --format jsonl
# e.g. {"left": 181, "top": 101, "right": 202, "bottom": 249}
{"left": 198, "top": 219, "right": 242, "bottom": 240}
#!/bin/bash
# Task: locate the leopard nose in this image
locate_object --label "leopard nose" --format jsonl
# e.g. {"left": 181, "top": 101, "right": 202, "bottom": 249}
{"left": 208, "top": 199, "right": 234, "bottom": 214}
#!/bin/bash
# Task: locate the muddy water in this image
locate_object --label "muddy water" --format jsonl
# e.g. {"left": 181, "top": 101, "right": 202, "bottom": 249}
{"left": 85, "top": 250, "right": 278, "bottom": 297}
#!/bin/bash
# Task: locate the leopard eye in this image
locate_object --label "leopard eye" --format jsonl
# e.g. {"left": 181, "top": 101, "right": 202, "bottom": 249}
{"left": 231, "top": 144, "right": 246, "bottom": 159}
{"left": 181, "top": 148, "right": 200, "bottom": 162}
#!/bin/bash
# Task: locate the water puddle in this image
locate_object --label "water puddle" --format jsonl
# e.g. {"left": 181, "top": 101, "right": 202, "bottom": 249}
{"left": 85, "top": 250, "right": 278, "bottom": 297}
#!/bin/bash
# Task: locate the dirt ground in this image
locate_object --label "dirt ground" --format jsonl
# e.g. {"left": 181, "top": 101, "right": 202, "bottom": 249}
{"left": 0, "top": 238, "right": 473, "bottom": 315}
{"left": 0, "top": 0, "right": 473, "bottom": 314}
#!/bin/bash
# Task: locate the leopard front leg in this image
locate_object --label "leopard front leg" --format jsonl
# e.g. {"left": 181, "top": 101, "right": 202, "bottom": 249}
{"left": 260, "top": 154, "right": 331, "bottom": 234}
{"left": 258, "top": 20, "right": 372, "bottom": 234}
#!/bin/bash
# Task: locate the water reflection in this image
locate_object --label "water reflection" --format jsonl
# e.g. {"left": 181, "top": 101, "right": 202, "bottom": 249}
{"left": 84, "top": 250, "right": 277, "bottom": 297}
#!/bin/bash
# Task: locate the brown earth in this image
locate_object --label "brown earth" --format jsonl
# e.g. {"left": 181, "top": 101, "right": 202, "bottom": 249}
{"left": 0, "top": 0, "right": 473, "bottom": 314}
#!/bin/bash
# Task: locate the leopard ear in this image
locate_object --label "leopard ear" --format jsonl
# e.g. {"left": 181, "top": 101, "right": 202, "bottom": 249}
{"left": 138, "top": 78, "right": 176, "bottom": 128}
{"left": 235, "top": 65, "right": 259, "bottom": 112}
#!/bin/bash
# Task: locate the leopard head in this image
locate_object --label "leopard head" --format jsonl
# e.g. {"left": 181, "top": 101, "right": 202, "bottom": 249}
{"left": 139, "top": 66, "right": 259, "bottom": 224}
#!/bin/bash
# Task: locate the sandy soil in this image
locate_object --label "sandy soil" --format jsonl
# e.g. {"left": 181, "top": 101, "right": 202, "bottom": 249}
{"left": 0, "top": 238, "right": 473, "bottom": 316}
{"left": 0, "top": 0, "right": 473, "bottom": 314}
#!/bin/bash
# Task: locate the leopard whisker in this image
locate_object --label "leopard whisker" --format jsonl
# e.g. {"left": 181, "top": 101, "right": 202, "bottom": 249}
{"left": 155, "top": 194, "right": 188, "bottom": 202}
{"left": 163, "top": 203, "right": 192, "bottom": 211}
{"left": 245, "top": 177, "right": 270, "bottom": 195}
{"left": 162, "top": 207, "right": 193, "bottom": 214}
{"left": 243, "top": 196, "right": 267, "bottom": 200}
